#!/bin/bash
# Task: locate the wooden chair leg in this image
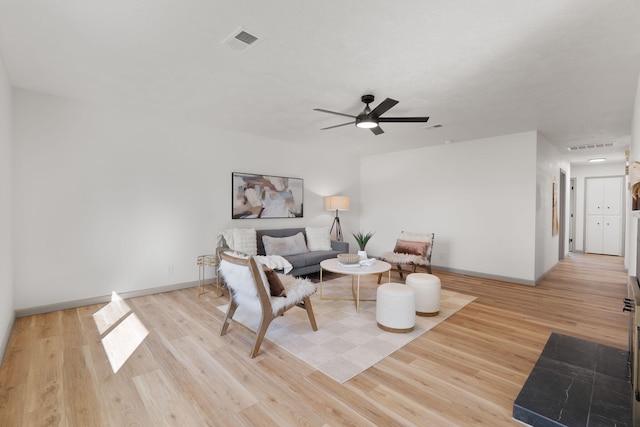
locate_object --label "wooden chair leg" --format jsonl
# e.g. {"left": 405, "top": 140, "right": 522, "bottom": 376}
{"left": 220, "top": 299, "right": 238, "bottom": 336}
{"left": 427, "top": 265, "right": 432, "bottom": 274}
{"left": 397, "top": 264, "right": 404, "bottom": 279}
{"left": 301, "top": 297, "right": 318, "bottom": 331}
{"left": 250, "top": 312, "right": 275, "bottom": 358}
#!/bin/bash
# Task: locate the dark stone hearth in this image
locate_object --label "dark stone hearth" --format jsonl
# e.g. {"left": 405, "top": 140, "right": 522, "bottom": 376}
{"left": 513, "top": 333, "right": 632, "bottom": 427}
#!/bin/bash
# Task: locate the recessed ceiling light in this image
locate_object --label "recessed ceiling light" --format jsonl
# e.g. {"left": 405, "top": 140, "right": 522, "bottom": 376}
{"left": 588, "top": 158, "right": 606, "bottom": 163}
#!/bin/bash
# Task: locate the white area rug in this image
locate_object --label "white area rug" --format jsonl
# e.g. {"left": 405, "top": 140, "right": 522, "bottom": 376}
{"left": 217, "top": 276, "right": 476, "bottom": 383}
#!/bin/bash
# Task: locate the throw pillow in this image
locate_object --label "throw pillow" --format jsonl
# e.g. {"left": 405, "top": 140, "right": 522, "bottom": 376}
{"left": 233, "top": 228, "right": 258, "bottom": 256}
{"left": 263, "top": 267, "right": 287, "bottom": 297}
{"left": 305, "top": 226, "right": 332, "bottom": 251}
{"left": 394, "top": 239, "right": 429, "bottom": 257}
{"left": 262, "top": 232, "right": 309, "bottom": 256}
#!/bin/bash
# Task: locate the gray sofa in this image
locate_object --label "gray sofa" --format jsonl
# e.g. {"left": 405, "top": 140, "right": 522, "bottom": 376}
{"left": 255, "top": 228, "right": 348, "bottom": 276}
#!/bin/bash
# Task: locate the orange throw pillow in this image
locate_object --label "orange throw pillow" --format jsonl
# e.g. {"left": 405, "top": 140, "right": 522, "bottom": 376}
{"left": 394, "top": 239, "right": 429, "bottom": 257}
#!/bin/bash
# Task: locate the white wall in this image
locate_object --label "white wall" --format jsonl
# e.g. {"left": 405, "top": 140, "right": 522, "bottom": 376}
{"left": 534, "top": 133, "right": 571, "bottom": 280}
{"left": 360, "top": 131, "right": 539, "bottom": 284}
{"left": 571, "top": 161, "right": 627, "bottom": 253}
{"left": 13, "top": 89, "right": 361, "bottom": 310}
{"left": 0, "top": 53, "right": 13, "bottom": 359}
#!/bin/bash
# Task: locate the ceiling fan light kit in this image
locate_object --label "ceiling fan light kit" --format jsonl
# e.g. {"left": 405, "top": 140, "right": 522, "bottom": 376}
{"left": 314, "top": 94, "right": 429, "bottom": 135}
{"left": 356, "top": 117, "right": 378, "bottom": 128}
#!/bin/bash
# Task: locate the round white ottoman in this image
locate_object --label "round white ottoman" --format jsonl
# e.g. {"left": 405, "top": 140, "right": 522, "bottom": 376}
{"left": 376, "top": 283, "right": 416, "bottom": 333}
{"left": 406, "top": 273, "right": 441, "bottom": 317}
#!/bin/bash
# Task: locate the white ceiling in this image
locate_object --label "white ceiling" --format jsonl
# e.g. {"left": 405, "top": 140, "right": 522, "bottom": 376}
{"left": 1, "top": 0, "right": 639, "bottom": 164}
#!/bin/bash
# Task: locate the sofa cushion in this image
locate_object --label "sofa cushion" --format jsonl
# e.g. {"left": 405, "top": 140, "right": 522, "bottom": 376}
{"left": 282, "top": 253, "right": 309, "bottom": 269}
{"left": 256, "top": 228, "right": 306, "bottom": 255}
{"left": 305, "top": 226, "right": 332, "bottom": 251}
{"left": 263, "top": 232, "right": 309, "bottom": 256}
{"left": 301, "top": 250, "right": 343, "bottom": 266}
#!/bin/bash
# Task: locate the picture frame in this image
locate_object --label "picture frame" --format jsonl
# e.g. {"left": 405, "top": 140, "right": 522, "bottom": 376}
{"left": 232, "top": 172, "right": 304, "bottom": 219}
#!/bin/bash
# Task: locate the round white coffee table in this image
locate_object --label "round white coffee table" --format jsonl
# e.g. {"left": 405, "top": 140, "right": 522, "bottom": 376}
{"left": 320, "top": 258, "right": 392, "bottom": 312}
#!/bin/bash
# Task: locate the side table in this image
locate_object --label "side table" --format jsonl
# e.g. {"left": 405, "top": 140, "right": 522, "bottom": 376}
{"left": 197, "top": 255, "right": 223, "bottom": 299}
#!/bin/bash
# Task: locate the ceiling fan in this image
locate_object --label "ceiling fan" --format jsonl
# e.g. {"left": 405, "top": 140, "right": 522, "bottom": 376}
{"left": 314, "top": 94, "right": 429, "bottom": 135}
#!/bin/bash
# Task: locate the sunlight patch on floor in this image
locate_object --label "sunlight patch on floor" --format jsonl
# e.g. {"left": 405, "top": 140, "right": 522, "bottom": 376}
{"left": 92, "top": 291, "right": 132, "bottom": 335}
{"left": 101, "top": 313, "right": 149, "bottom": 373}
{"left": 93, "top": 291, "right": 149, "bottom": 373}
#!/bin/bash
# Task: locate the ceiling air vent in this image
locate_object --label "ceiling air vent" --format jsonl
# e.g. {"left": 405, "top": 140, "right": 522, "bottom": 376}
{"left": 222, "top": 27, "right": 260, "bottom": 51}
{"left": 424, "top": 124, "right": 443, "bottom": 130}
{"left": 567, "top": 142, "right": 614, "bottom": 151}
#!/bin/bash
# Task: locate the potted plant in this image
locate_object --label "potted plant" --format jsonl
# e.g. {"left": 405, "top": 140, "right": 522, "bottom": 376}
{"left": 352, "top": 231, "right": 375, "bottom": 260}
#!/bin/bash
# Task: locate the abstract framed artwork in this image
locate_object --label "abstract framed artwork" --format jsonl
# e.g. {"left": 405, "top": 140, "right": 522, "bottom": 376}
{"left": 232, "top": 172, "right": 304, "bottom": 219}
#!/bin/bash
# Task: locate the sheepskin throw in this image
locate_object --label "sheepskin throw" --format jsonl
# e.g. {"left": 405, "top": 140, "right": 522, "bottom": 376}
{"left": 381, "top": 252, "right": 428, "bottom": 266}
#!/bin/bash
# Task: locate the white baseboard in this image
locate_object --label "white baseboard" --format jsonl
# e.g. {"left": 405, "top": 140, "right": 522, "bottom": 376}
{"left": 432, "top": 265, "right": 536, "bottom": 286}
{"left": 0, "top": 312, "right": 15, "bottom": 366}
{"left": 14, "top": 279, "right": 210, "bottom": 318}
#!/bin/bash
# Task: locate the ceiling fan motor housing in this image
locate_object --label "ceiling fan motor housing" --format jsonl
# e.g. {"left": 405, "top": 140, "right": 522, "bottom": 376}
{"left": 357, "top": 94, "right": 377, "bottom": 127}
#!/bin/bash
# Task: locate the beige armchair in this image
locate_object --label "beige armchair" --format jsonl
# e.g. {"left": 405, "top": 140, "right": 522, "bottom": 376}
{"left": 377, "top": 232, "right": 435, "bottom": 283}
{"left": 218, "top": 251, "right": 318, "bottom": 357}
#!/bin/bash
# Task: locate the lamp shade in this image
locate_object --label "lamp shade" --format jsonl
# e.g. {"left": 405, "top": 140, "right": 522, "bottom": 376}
{"left": 325, "top": 196, "right": 350, "bottom": 211}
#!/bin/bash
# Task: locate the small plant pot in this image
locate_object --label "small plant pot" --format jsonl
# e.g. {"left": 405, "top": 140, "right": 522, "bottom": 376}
{"left": 357, "top": 250, "right": 368, "bottom": 260}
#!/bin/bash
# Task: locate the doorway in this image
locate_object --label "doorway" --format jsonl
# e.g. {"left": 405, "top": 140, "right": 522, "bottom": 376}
{"left": 559, "top": 170, "right": 566, "bottom": 260}
{"left": 569, "top": 178, "right": 576, "bottom": 252}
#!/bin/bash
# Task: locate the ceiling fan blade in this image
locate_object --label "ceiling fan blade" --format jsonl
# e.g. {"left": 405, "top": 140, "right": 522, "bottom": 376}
{"left": 378, "top": 116, "right": 430, "bottom": 123}
{"left": 320, "top": 121, "right": 356, "bottom": 130}
{"left": 313, "top": 108, "right": 357, "bottom": 119}
{"left": 370, "top": 98, "right": 398, "bottom": 117}
{"left": 370, "top": 126, "right": 384, "bottom": 135}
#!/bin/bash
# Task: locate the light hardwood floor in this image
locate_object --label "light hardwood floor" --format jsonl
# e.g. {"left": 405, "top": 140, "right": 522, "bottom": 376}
{"left": 0, "top": 252, "right": 629, "bottom": 426}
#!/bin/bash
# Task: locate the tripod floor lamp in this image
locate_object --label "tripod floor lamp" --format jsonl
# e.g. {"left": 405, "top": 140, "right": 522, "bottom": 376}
{"left": 325, "top": 196, "right": 350, "bottom": 241}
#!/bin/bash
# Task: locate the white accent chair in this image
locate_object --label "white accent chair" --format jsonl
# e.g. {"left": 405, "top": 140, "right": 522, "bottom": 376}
{"left": 218, "top": 251, "right": 318, "bottom": 357}
{"left": 377, "top": 231, "right": 434, "bottom": 283}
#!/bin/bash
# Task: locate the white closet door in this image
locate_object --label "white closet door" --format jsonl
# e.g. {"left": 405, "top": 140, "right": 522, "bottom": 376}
{"left": 602, "top": 177, "right": 622, "bottom": 216}
{"left": 585, "top": 215, "right": 603, "bottom": 253}
{"left": 584, "top": 176, "right": 624, "bottom": 255}
{"left": 602, "top": 216, "right": 621, "bottom": 255}
{"left": 586, "top": 179, "right": 604, "bottom": 215}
